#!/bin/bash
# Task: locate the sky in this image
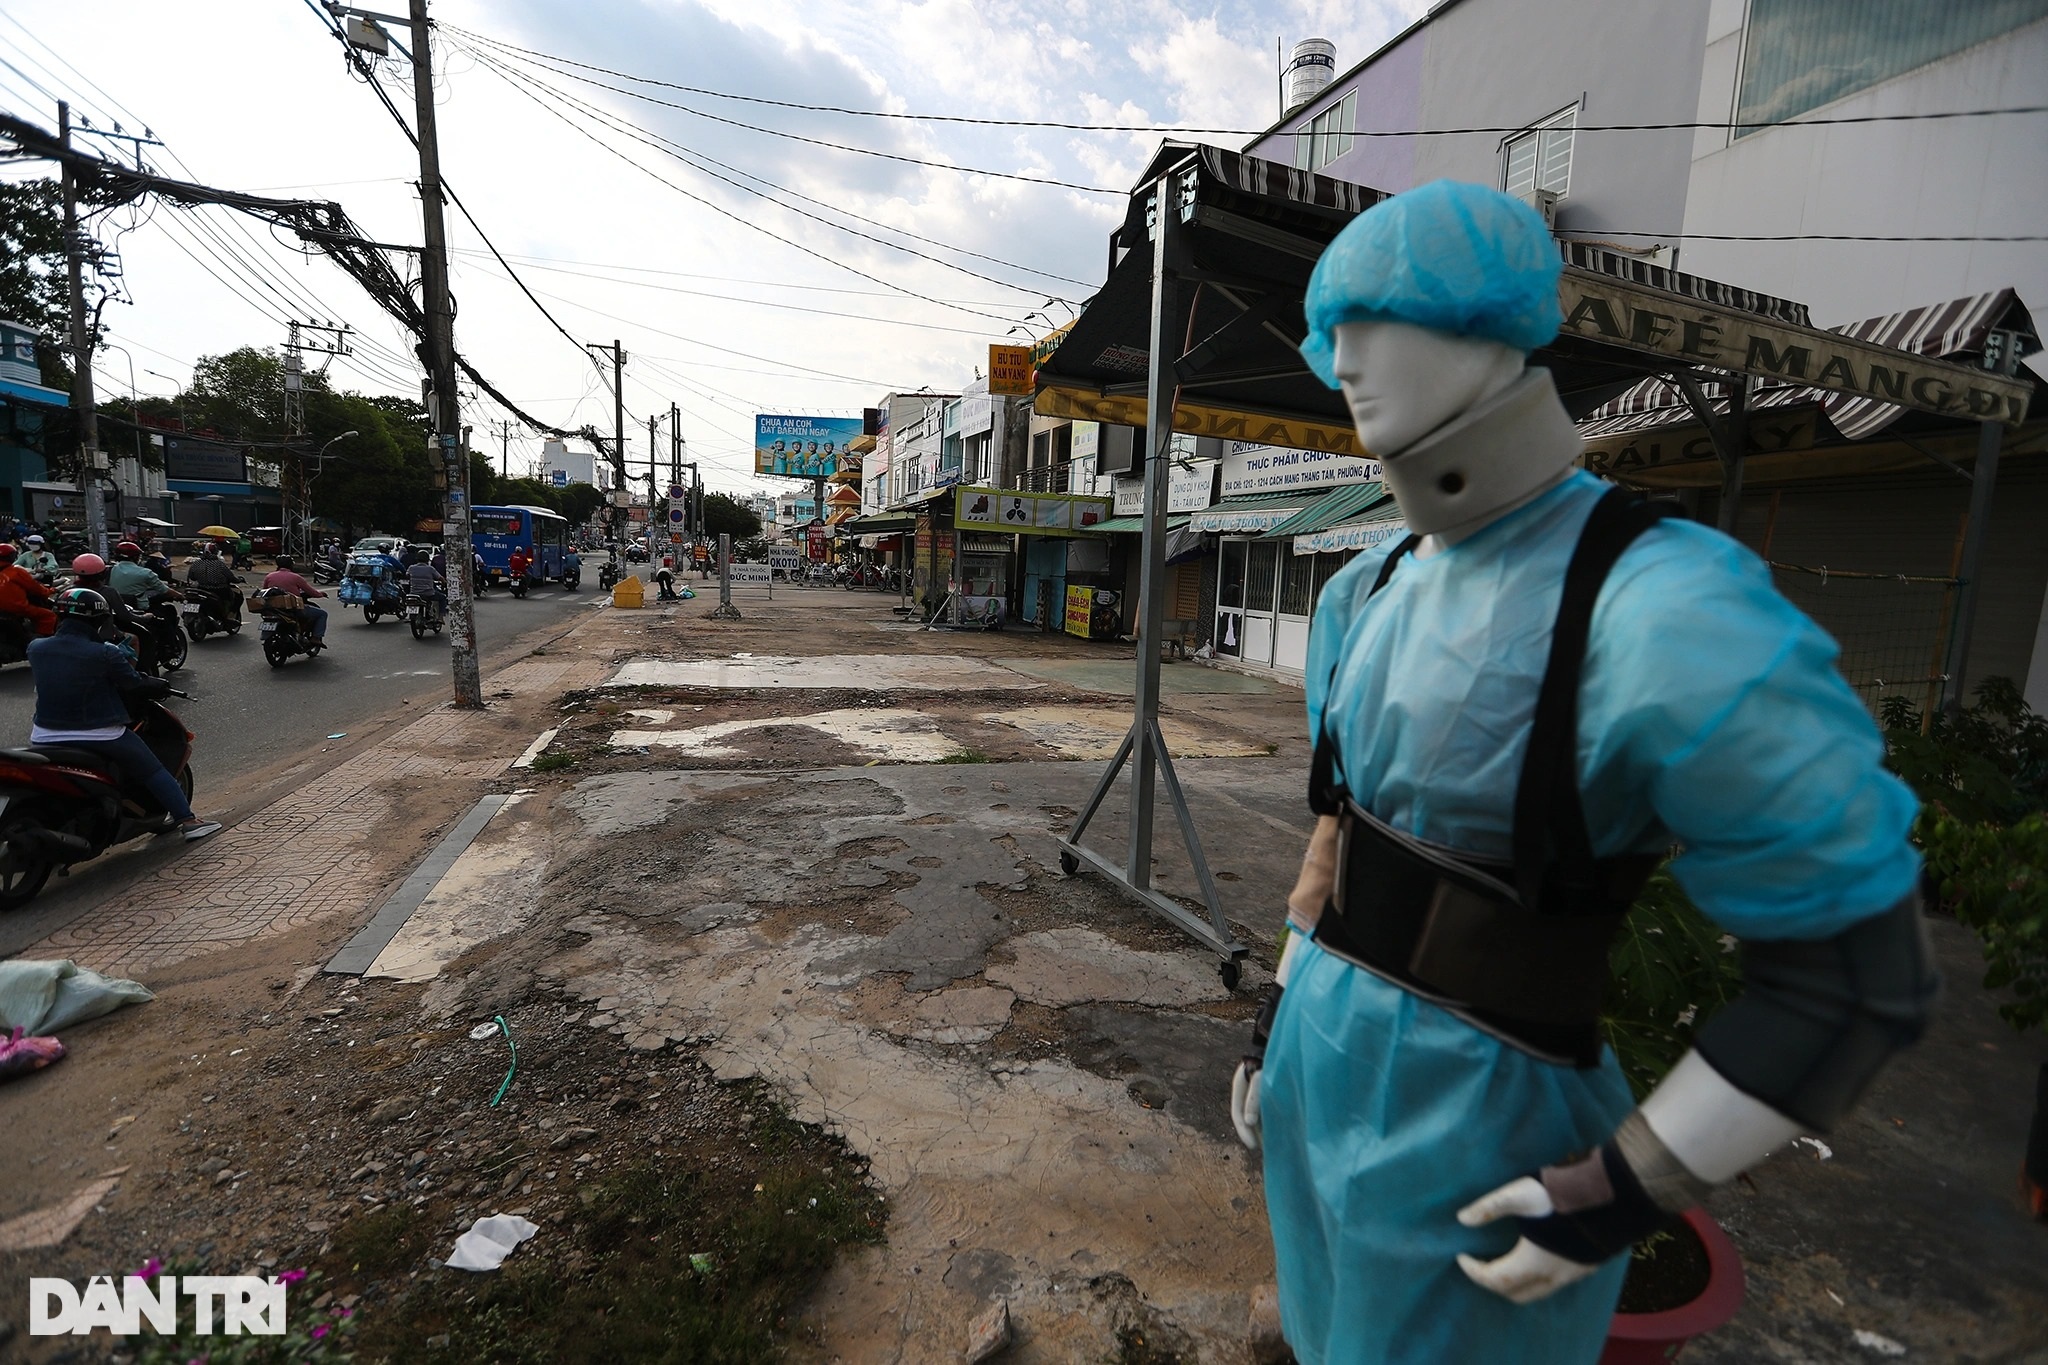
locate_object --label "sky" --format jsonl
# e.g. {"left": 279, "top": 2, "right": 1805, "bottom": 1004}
{"left": 0, "top": 0, "right": 1428, "bottom": 497}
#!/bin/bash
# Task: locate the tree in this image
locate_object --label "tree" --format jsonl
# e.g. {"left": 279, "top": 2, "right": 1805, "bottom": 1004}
{"left": 0, "top": 179, "right": 72, "bottom": 389}
{"left": 701, "top": 491, "right": 761, "bottom": 540}
{"left": 189, "top": 346, "right": 297, "bottom": 439}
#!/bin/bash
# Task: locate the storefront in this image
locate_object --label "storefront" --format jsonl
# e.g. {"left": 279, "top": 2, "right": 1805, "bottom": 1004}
{"left": 952, "top": 483, "right": 1113, "bottom": 630}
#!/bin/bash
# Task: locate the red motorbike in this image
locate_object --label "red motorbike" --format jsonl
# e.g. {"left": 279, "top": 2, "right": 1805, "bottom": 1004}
{"left": 0, "top": 689, "right": 197, "bottom": 910}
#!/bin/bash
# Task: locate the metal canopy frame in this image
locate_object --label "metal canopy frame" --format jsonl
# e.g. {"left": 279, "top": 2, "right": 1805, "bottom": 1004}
{"left": 1058, "top": 159, "right": 1248, "bottom": 987}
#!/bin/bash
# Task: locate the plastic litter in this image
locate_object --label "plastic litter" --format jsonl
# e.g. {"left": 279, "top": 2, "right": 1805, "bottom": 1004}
{"left": 1852, "top": 1329, "right": 1907, "bottom": 1356}
{"left": 327, "top": 733, "right": 348, "bottom": 740}
{"left": 1299, "top": 179, "right": 1563, "bottom": 386}
{"left": 477, "top": 1014, "right": 517, "bottom": 1106}
{"left": 0, "top": 1026, "right": 65, "bottom": 1083}
{"left": 445, "top": 1214, "right": 538, "bottom": 1272}
{"left": 0, "top": 959, "right": 153, "bottom": 1034}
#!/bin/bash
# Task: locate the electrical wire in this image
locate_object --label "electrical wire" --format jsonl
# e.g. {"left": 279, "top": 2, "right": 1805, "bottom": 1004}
{"left": 444, "top": 247, "right": 1035, "bottom": 308}
{"left": 442, "top": 29, "right": 2048, "bottom": 137}
{"left": 454, "top": 46, "right": 1049, "bottom": 318}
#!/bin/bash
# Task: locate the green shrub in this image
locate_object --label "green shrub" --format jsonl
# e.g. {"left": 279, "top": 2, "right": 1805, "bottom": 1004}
{"left": 1602, "top": 868, "right": 1741, "bottom": 1100}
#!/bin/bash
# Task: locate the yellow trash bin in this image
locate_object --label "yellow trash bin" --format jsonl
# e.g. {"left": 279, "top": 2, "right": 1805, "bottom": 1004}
{"left": 611, "top": 575, "right": 645, "bottom": 608}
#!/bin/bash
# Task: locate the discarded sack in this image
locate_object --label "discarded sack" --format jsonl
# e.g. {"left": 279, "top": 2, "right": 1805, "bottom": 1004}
{"left": 0, "top": 960, "right": 153, "bottom": 1035}
{"left": 0, "top": 1026, "right": 64, "bottom": 1083}
{"left": 445, "top": 1214, "right": 539, "bottom": 1271}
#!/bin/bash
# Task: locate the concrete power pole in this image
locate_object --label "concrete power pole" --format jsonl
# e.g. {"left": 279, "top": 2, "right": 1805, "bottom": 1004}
{"left": 408, "top": 0, "right": 481, "bottom": 708}
{"left": 58, "top": 102, "right": 109, "bottom": 558}
{"left": 586, "top": 340, "right": 627, "bottom": 550}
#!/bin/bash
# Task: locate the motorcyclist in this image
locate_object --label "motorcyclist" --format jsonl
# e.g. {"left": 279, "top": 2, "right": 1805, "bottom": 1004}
{"left": 108, "top": 540, "right": 174, "bottom": 609}
{"left": 259, "top": 555, "right": 330, "bottom": 649}
{"left": 404, "top": 555, "right": 446, "bottom": 619}
{"left": 183, "top": 542, "right": 243, "bottom": 624}
{"left": 561, "top": 545, "right": 581, "bottom": 590}
{"left": 507, "top": 545, "right": 533, "bottom": 587}
{"left": 0, "top": 544, "right": 58, "bottom": 637}
{"left": 28, "top": 587, "right": 220, "bottom": 841}
{"left": 472, "top": 549, "right": 489, "bottom": 591}
{"left": 17, "top": 535, "right": 58, "bottom": 579}
{"left": 71, "top": 552, "right": 159, "bottom": 671}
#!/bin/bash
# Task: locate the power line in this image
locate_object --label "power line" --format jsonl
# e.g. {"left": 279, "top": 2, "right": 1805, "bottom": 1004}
{"left": 454, "top": 47, "right": 1032, "bottom": 323}
{"left": 1581, "top": 229, "right": 2048, "bottom": 243}
{"left": 444, "top": 247, "right": 1033, "bottom": 307}
{"left": 453, "top": 40, "right": 1092, "bottom": 292}
{"left": 451, "top": 26, "right": 1115, "bottom": 195}
{"left": 446, "top": 25, "right": 2048, "bottom": 137}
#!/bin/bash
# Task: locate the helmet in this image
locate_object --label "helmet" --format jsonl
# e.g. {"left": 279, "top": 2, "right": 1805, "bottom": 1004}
{"left": 114, "top": 540, "right": 142, "bottom": 560}
{"left": 275, "top": 554, "right": 295, "bottom": 570}
{"left": 201, "top": 541, "right": 220, "bottom": 558}
{"left": 52, "top": 587, "right": 111, "bottom": 620}
{"left": 0, "top": 545, "right": 16, "bottom": 563}
{"left": 25, "top": 534, "right": 43, "bottom": 545}
{"left": 71, "top": 552, "right": 107, "bottom": 577}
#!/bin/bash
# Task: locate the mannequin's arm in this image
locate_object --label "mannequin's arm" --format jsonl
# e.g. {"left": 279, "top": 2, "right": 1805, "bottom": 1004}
{"left": 1287, "top": 815, "right": 1340, "bottom": 934}
{"left": 1458, "top": 891, "right": 1935, "bottom": 1302}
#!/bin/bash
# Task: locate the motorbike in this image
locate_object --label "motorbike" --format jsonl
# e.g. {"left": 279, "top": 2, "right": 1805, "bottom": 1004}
{"left": 624, "top": 543, "right": 649, "bottom": 564}
{"left": 405, "top": 592, "right": 445, "bottom": 640}
{"left": 129, "top": 593, "right": 188, "bottom": 676}
{"left": 312, "top": 558, "right": 342, "bottom": 586}
{"left": 0, "top": 616, "right": 33, "bottom": 669}
{"left": 252, "top": 590, "right": 326, "bottom": 667}
{"left": 597, "top": 556, "right": 621, "bottom": 592}
{"left": 561, "top": 562, "right": 581, "bottom": 592}
{"left": 0, "top": 687, "right": 197, "bottom": 910}
{"left": 508, "top": 567, "right": 532, "bottom": 599}
{"left": 181, "top": 582, "right": 244, "bottom": 642}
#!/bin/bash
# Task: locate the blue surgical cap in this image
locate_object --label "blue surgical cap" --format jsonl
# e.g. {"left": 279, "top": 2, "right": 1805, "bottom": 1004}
{"left": 1299, "top": 180, "right": 1563, "bottom": 386}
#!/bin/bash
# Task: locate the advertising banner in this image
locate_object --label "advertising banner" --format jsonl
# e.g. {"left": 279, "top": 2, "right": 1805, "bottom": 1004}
{"left": 756, "top": 414, "right": 863, "bottom": 478}
{"left": 954, "top": 485, "right": 1112, "bottom": 539}
{"left": 1220, "top": 443, "right": 1382, "bottom": 496}
{"left": 1113, "top": 459, "right": 1218, "bottom": 516}
{"left": 163, "top": 436, "right": 249, "bottom": 484}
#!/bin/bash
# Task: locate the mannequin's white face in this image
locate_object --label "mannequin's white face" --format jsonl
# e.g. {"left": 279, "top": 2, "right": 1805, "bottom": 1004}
{"left": 1331, "top": 320, "right": 1526, "bottom": 456}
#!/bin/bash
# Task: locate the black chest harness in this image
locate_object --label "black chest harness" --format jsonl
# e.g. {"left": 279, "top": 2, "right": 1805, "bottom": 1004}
{"left": 1309, "top": 489, "right": 1675, "bottom": 1067}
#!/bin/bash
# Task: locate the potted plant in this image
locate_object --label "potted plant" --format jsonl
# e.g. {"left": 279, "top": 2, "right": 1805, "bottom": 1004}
{"left": 1598, "top": 868, "right": 1748, "bottom": 1358}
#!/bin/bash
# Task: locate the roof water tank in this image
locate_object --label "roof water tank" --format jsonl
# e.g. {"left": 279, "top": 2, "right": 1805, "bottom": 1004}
{"left": 1285, "top": 39, "right": 1337, "bottom": 117}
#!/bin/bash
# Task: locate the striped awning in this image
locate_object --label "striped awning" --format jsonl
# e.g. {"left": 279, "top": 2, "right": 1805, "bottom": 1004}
{"left": 1293, "top": 511, "right": 1409, "bottom": 556}
{"left": 1187, "top": 490, "right": 1323, "bottom": 533}
{"left": 1261, "top": 481, "right": 1389, "bottom": 539}
{"left": 1575, "top": 288, "right": 2026, "bottom": 445}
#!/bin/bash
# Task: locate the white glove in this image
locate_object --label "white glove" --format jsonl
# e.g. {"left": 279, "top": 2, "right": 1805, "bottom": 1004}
{"left": 1454, "top": 1180, "right": 1598, "bottom": 1304}
{"left": 1230, "top": 930, "right": 1304, "bottom": 1150}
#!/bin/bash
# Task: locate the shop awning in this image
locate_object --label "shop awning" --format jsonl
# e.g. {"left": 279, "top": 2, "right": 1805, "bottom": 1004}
{"left": 845, "top": 512, "right": 916, "bottom": 535}
{"left": 1187, "top": 491, "right": 1322, "bottom": 533}
{"left": 1260, "top": 481, "right": 1389, "bottom": 539}
{"left": 1034, "top": 144, "right": 2029, "bottom": 454}
{"left": 1090, "top": 513, "right": 1191, "bottom": 534}
{"left": 1294, "top": 511, "right": 1409, "bottom": 556}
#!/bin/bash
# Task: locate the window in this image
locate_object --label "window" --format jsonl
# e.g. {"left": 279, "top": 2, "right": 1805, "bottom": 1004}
{"left": 1294, "top": 90, "right": 1357, "bottom": 173}
{"left": 1503, "top": 105, "right": 1575, "bottom": 202}
{"left": 1736, "top": 0, "right": 2048, "bottom": 133}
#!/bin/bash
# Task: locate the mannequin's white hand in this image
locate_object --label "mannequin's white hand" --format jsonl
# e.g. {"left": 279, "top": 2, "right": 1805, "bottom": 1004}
{"left": 1453, "top": 1180, "right": 1598, "bottom": 1303}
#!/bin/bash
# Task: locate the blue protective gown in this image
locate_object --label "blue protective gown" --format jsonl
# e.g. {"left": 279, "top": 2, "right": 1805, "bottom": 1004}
{"left": 1262, "top": 470, "right": 1921, "bottom": 1365}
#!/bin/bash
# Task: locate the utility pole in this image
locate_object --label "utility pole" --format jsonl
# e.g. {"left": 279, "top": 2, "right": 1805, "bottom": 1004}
{"left": 646, "top": 414, "right": 661, "bottom": 556}
{"left": 283, "top": 320, "right": 352, "bottom": 559}
{"left": 586, "top": 340, "right": 627, "bottom": 551}
{"left": 496, "top": 418, "right": 513, "bottom": 477}
{"left": 59, "top": 102, "right": 109, "bottom": 559}
{"left": 408, "top": 0, "right": 480, "bottom": 707}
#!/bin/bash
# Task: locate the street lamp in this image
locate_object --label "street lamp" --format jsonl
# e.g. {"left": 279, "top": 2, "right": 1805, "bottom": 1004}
{"left": 144, "top": 368, "right": 188, "bottom": 429}
{"left": 299, "top": 430, "right": 358, "bottom": 557}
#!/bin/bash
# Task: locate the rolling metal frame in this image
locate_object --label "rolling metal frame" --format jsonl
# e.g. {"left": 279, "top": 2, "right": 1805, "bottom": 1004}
{"left": 1057, "top": 160, "right": 1248, "bottom": 990}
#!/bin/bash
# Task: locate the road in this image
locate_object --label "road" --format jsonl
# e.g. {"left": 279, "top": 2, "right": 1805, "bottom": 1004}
{"left": 0, "top": 577, "right": 599, "bottom": 792}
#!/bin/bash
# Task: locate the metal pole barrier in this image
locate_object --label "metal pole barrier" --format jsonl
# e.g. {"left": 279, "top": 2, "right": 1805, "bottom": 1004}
{"left": 709, "top": 531, "right": 740, "bottom": 619}
{"left": 1943, "top": 419, "right": 2003, "bottom": 715}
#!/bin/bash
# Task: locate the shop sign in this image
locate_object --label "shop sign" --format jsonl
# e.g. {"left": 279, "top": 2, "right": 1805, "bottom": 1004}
{"left": 954, "top": 485, "right": 1113, "bottom": 538}
{"left": 1036, "top": 385, "right": 1367, "bottom": 457}
{"left": 988, "top": 345, "right": 1033, "bottom": 397}
{"left": 1557, "top": 268, "right": 2032, "bottom": 425}
{"left": 914, "top": 527, "right": 956, "bottom": 555}
{"left": 1064, "top": 584, "right": 1094, "bottom": 637}
{"left": 1221, "top": 443, "right": 1381, "bottom": 496}
{"left": 1113, "top": 458, "right": 1218, "bottom": 516}
{"left": 1581, "top": 406, "right": 1822, "bottom": 478}
{"left": 728, "top": 562, "right": 771, "bottom": 585}
{"left": 1293, "top": 517, "right": 1409, "bottom": 556}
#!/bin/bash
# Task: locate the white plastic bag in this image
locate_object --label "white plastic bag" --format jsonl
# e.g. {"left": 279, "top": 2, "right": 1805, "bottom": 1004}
{"left": 0, "top": 960, "right": 154, "bottom": 1034}
{"left": 445, "top": 1214, "right": 538, "bottom": 1271}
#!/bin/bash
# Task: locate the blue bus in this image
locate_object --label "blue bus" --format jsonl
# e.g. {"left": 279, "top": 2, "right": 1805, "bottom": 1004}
{"left": 472, "top": 505, "right": 569, "bottom": 584}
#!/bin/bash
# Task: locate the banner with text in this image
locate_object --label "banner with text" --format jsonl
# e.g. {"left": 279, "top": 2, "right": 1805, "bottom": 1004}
{"left": 955, "top": 485, "right": 1113, "bottom": 538}
{"left": 755, "top": 414, "right": 864, "bottom": 479}
{"left": 1221, "top": 443, "right": 1382, "bottom": 496}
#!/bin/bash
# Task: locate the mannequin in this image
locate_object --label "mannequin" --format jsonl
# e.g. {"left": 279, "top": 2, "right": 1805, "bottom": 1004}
{"left": 1231, "top": 180, "right": 1934, "bottom": 1365}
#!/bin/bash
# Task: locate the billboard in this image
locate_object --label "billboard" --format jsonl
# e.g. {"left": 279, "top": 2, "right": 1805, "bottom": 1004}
{"left": 954, "top": 485, "right": 1112, "bottom": 539}
{"left": 755, "top": 414, "right": 863, "bottom": 479}
{"left": 163, "top": 435, "right": 249, "bottom": 484}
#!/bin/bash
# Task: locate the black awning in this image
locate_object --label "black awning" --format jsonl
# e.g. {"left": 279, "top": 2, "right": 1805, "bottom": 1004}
{"left": 845, "top": 512, "right": 916, "bottom": 535}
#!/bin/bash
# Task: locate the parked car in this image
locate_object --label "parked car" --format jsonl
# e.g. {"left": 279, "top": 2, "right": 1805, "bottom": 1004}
{"left": 248, "top": 526, "right": 286, "bottom": 556}
{"left": 349, "top": 535, "right": 406, "bottom": 557}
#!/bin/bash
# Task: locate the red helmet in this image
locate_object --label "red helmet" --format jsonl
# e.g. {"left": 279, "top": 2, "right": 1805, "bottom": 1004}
{"left": 71, "top": 552, "right": 107, "bottom": 577}
{"left": 0, "top": 545, "right": 16, "bottom": 563}
{"left": 114, "top": 540, "right": 142, "bottom": 560}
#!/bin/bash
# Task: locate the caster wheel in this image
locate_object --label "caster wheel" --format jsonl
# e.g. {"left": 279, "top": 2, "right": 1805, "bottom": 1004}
{"left": 1058, "top": 849, "right": 1078, "bottom": 876}
{"left": 1219, "top": 959, "right": 1242, "bottom": 992}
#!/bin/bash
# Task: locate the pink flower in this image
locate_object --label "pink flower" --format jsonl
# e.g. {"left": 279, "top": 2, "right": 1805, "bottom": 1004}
{"left": 133, "top": 1257, "right": 164, "bottom": 1280}
{"left": 335, "top": 1306, "right": 354, "bottom": 1319}
{"left": 311, "top": 1324, "right": 330, "bottom": 1340}
{"left": 278, "top": 1268, "right": 308, "bottom": 1285}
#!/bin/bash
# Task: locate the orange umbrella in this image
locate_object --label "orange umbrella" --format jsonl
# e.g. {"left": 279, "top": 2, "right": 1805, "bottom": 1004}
{"left": 197, "top": 525, "right": 237, "bottom": 538}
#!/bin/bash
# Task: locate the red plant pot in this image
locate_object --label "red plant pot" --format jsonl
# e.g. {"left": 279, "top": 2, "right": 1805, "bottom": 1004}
{"left": 1599, "top": 1208, "right": 1746, "bottom": 1364}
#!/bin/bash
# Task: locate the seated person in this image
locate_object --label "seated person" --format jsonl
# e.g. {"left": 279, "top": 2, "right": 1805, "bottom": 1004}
{"left": 507, "top": 546, "right": 532, "bottom": 583}
{"left": 260, "top": 555, "right": 330, "bottom": 646}
{"left": 67, "top": 552, "right": 152, "bottom": 668}
{"left": 107, "top": 540, "right": 171, "bottom": 608}
{"left": 17, "top": 535, "right": 57, "bottom": 578}
{"left": 28, "top": 588, "right": 220, "bottom": 841}
{"left": 405, "top": 557, "right": 446, "bottom": 615}
{"left": 0, "top": 544, "right": 57, "bottom": 636}
{"left": 183, "top": 543, "right": 243, "bottom": 619}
